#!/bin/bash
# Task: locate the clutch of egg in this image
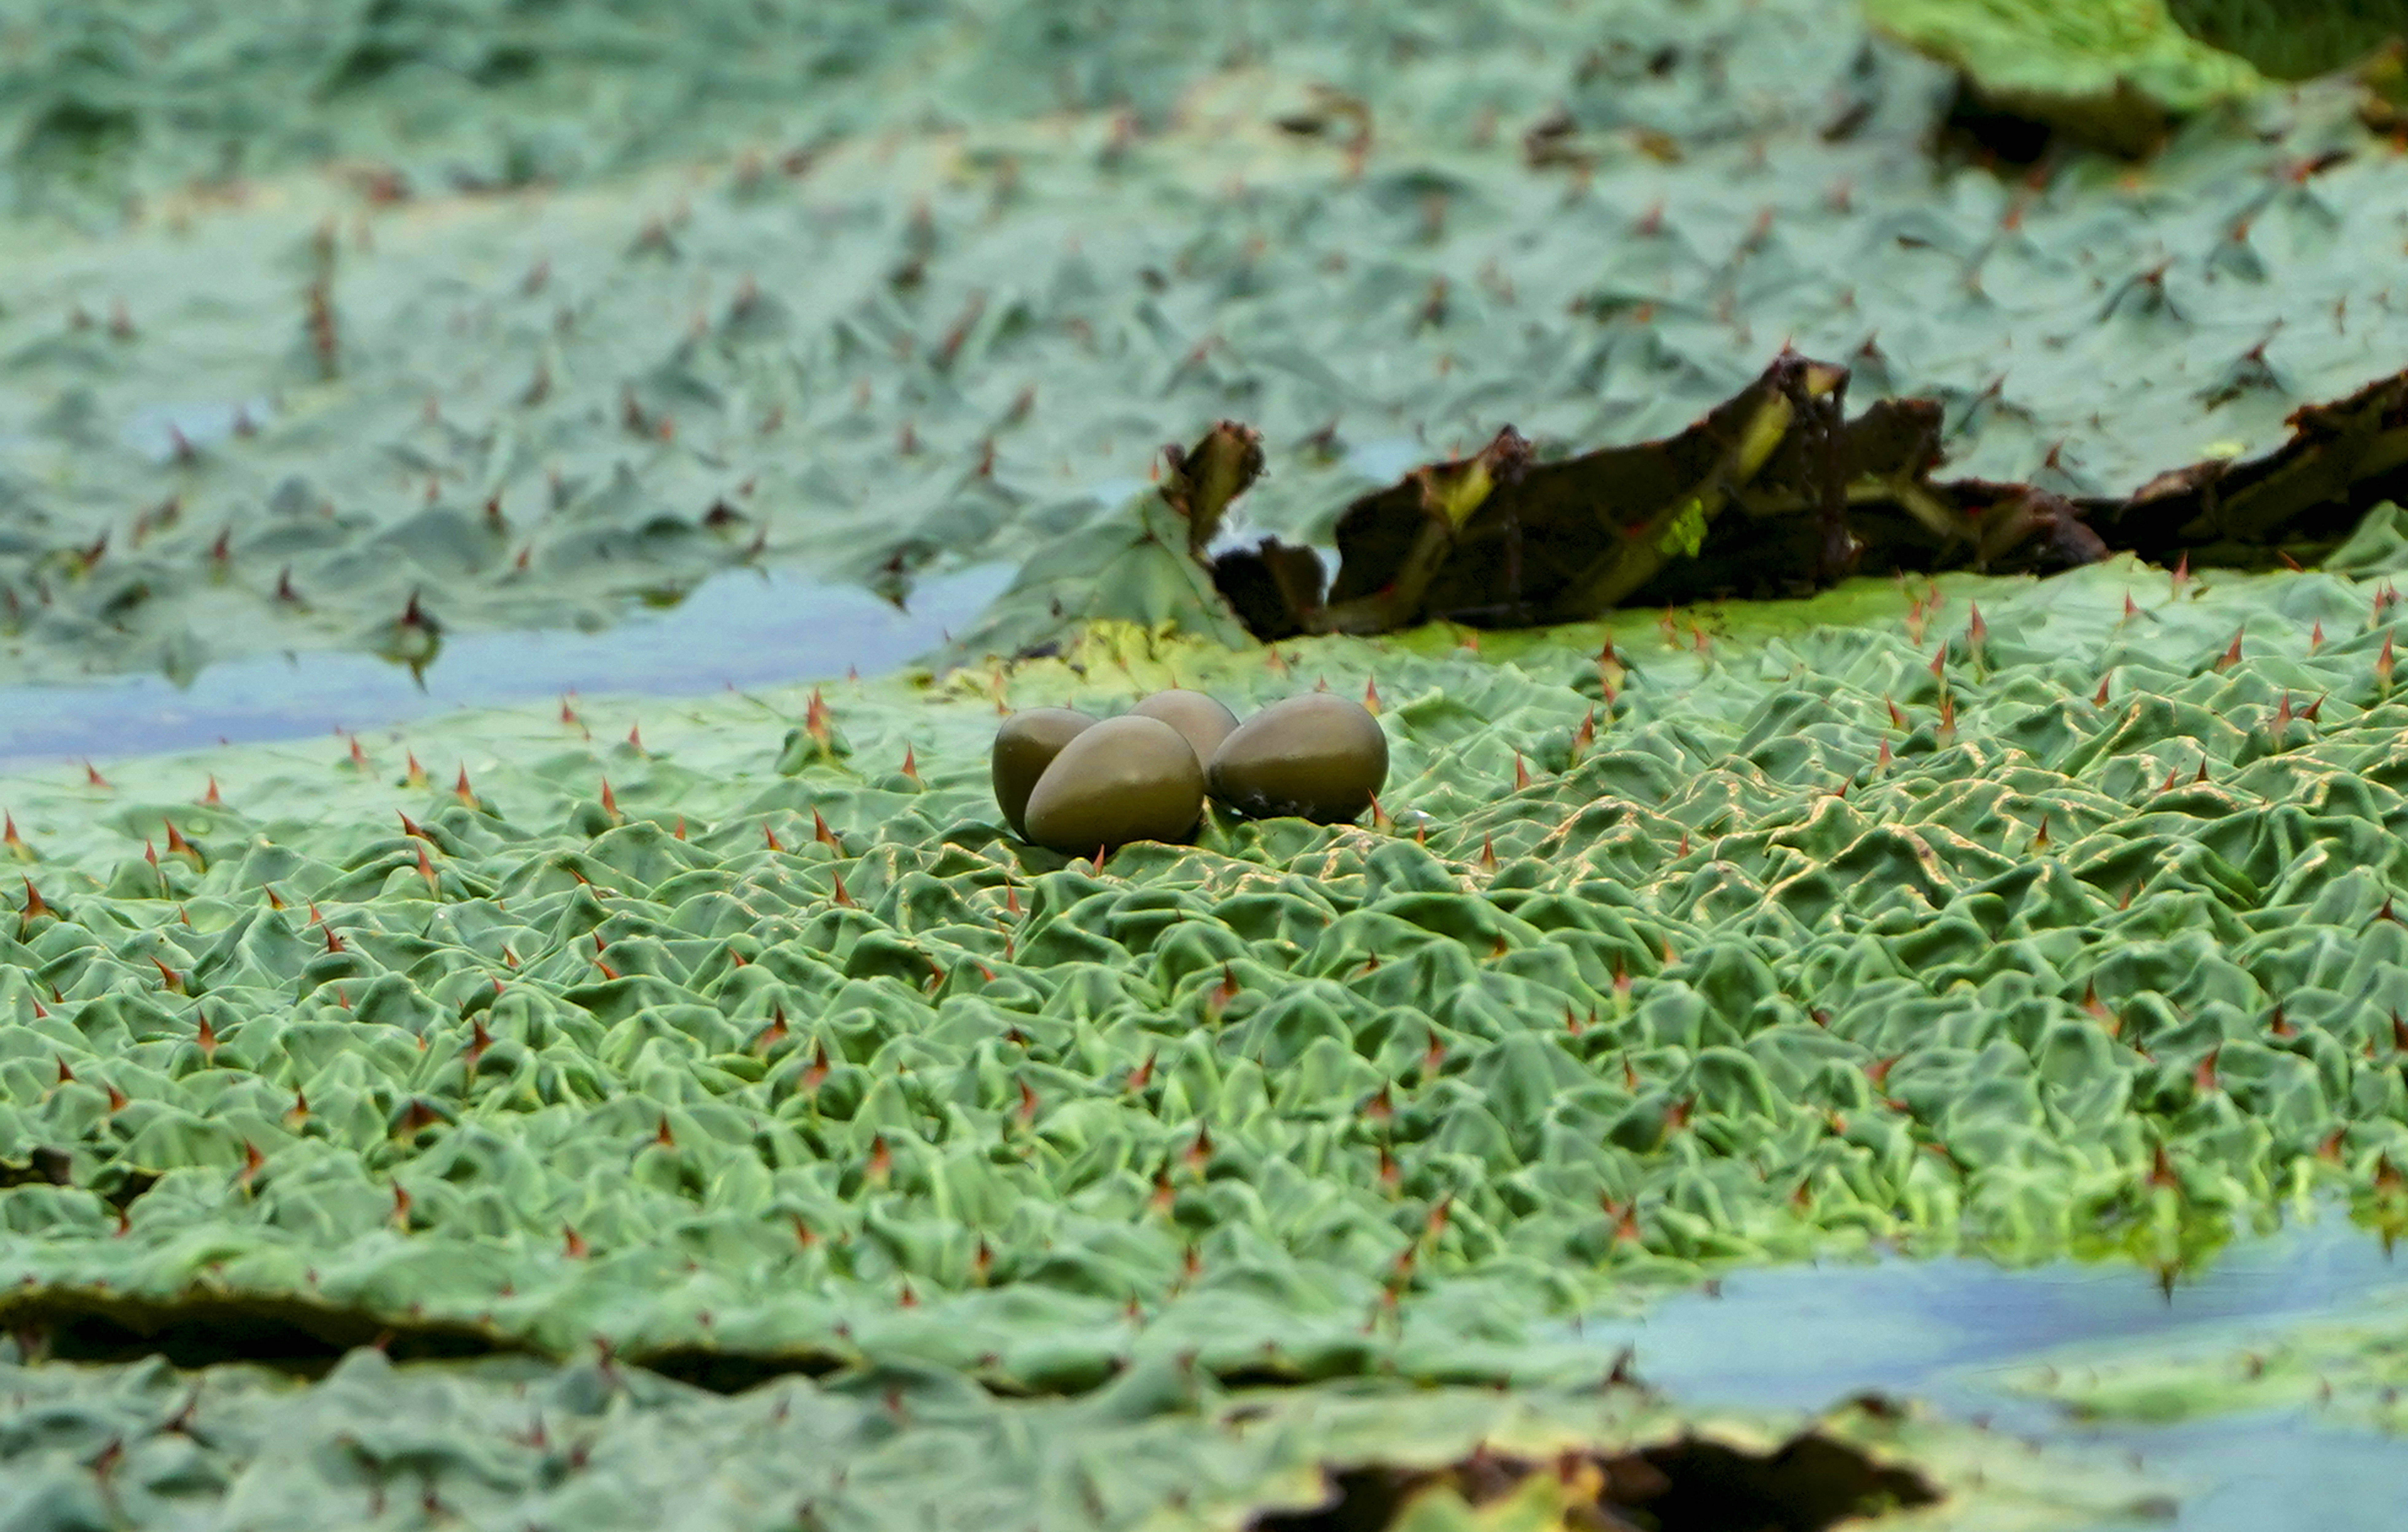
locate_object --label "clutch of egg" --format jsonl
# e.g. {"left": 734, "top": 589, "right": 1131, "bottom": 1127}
{"left": 993, "top": 690, "right": 1388, "bottom": 853}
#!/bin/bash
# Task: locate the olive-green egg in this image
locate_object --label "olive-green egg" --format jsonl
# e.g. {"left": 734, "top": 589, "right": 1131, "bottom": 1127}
{"left": 991, "top": 707, "right": 1094, "bottom": 837}
{"left": 1129, "top": 688, "right": 1239, "bottom": 770}
{"left": 1207, "top": 693, "right": 1388, "bottom": 823}
{"left": 1022, "top": 715, "right": 1205, "bottom": 853}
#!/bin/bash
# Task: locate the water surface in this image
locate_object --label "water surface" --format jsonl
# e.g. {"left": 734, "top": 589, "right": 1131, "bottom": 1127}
{"left": 1583, "top": 1218, "right": 2408, "bottom": 1531}
{"left": 0, "top": 564, "right": 1010, "bottom": 769}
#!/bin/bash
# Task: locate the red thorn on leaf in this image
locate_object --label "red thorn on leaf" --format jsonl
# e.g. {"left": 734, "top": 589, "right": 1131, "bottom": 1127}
{"left": 2083, "top": 983, "right": 2117, "bottom": 1032}
{"left": 201, "top": 776, "right": 222, "bottom": 807}
{"left": 813, "top": 809, "right": 839, "bottom": 850}
{"left": 831, "top": 871, "right": 854, "bottom": 907}
{"left": 1183, "top": 1125, "right": 1214, "bottom": 1177}
{"left": 84, "top": 761, "right": 111, "bottom": 791}
{"left": 2148, "top": 1143, "right": 2180, "bottom": 1191}
{"left": 1209, "top": 964, "right": 1238, "bottom": 1013}
{"left": 750, "top": 1006, "right": 790, "bottom": 1055}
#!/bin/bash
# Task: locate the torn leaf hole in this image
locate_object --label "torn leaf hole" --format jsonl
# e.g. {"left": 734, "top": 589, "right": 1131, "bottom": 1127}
{"left": 3, "top": 1292, "right": 528, "bottom": 1377}
{"left": 1251, "top": 1430, "right": 1939, "bottom": 1532}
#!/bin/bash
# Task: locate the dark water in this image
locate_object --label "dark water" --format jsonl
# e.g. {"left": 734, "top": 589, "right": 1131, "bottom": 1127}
{"left": 1580, "top": 1217, "right": 2408, "bottom": 1530}
{"left": 0, "top": 565, "right": 1011, "bottom": 769}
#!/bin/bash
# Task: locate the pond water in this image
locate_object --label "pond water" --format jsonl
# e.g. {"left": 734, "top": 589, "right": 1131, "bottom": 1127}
{"left": 1581, "top": 1216, "right": 2408, "bottom": 1530}
{"left": 0, "top": 564, "right": 1011, "bottom": 769}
